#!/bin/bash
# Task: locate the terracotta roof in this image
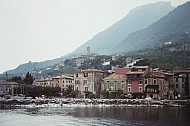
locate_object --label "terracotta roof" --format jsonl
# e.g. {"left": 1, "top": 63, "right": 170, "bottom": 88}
{"left": 115, "top": 68, "right": 131, "bottom": 74}
{"left": 145, "top": 72, "right": 166, "bottom": 78}
{"left": 126, "top": 71, "right": 145, "bottom": 75}
{"left": 104, "top": 73, "right": 126, "bottom": 80}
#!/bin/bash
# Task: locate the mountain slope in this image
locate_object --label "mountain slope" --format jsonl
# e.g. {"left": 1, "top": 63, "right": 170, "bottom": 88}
{"left": 117, "top": 2, "right": 190, "bottom": 53}
{"left": 70, "top": 2, "right": 174, "bottom": 55}
{"left": 3, "top": 2, "right": 174, "bottom": 75}
{"left": 4, "top": 57, "right": 67, "bottom": 75}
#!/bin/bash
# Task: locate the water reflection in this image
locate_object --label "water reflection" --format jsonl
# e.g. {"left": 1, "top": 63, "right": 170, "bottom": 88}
{"left": 0, "top": 106, "right": 190, "bottom": 126}
{"left": 69, "top": 107, "right": 190, "bottom": 126}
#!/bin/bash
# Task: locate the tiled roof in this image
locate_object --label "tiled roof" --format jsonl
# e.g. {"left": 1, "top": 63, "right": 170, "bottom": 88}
{"left": 145, "top": 72, "right": 166, "bottom": 78}
{"left": 104, "top": 73, "right": 126, "bottom": 80}
{"left": 115, "top": 68, "right": 131, "bottom": 74}
{"left": 126, "top": 71, "right": 145, "bottom": 75}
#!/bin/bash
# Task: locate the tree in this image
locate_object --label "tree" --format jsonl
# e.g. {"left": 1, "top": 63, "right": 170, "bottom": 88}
{"left": 23, "top": 72, "right": 34, "bottom": 85}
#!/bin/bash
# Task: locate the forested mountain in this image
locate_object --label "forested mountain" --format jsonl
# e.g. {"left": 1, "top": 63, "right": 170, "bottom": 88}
{"left": 116, "top": 2, "right": 190, "bottom": 53}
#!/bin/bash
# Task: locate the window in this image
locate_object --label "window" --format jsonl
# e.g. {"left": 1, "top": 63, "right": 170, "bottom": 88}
{"left": 139, "top": 87, "right": 142, "bottom": 92}
{"left": 145, "top": 79, "right": 148, "bottom": 84}
{"left": 128, "top": 87, "right": 131, "bottom": 92}
{"left": 139, "top": 80, "right": 142, "bottom": 85}
{"left": 63, "top": 80, "right": 64, "bottom": 83}
{"left": 76, "top": 80, "right": 80, "bottom": 84}
{"left": 138, "top": 69, "right": 142, "bottom": 72}
{"left": 176, "top": 78, "right": 178, "bottom": 82}
{"left": 182, "top": 78, "right": 184, "bottom": 83}
{"left": 128, "top": 80, "right": 131, "bottom": 85}
{"left": 84, "top": 73, "right": 88, "bottom": 77}
{"left": 84, "top": 80, "right": 87, "bottom": 84}
{"left": 153, "top": 79, "right": 157, "bottom": 84}
{"left": 85, "top": 87, "right": 88, "bottom": 92}
{"left": 76, "top": 87, "right": 78, "bottom": 91}
{"left": 76, "top": 73, "right": 78, "bottom": 77}
{"left": 176, "top": 84, "right": 178, "bottom": 88}
{"left": 121, "top": 84, "right": 124, "bottom": 89}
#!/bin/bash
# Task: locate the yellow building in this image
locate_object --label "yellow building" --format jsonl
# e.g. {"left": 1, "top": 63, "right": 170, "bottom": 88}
{"left": 34, "top": 75, "right": 74, "bottom": 91}
{"left": 74, "top": 69, "right": 108, "bottom": 98}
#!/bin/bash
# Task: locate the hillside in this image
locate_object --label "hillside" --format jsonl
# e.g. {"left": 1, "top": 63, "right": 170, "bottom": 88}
{"left": 3, "top": 1, "right": 174, "bottom": 75}
{"left": 70, "top": 2, "right": 174, "bottom": 55}
{"left": 4, "top": 57, "right": 67, "bottom": 75}
{"left": 117, "top": 2, "right": 190, "bottom": 53}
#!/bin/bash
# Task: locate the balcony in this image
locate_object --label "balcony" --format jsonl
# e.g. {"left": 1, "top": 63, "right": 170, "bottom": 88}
{"left": 145, "top": 85, "right": 159, "bottom": 93}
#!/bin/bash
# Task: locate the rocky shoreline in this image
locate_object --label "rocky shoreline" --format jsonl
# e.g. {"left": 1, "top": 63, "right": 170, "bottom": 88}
{"left": 0, "top": 98, "right": 190, "bottom": 109}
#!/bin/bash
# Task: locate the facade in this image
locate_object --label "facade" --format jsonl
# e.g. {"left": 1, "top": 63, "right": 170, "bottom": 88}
{"left": 52, "top": 75, "right": 74, "bottom": 91}
{"left": 102, "top": 68, "right": 131, "bottom": 98}
{"left": 0, "top": 80, "right": 19, "bottom": 95}
{"left": 144, "top": 72, "right": 170, "bottom": 99}
{"left": 34, "top": 75, "right": 74, "bottom": 91}
{"left": 33, "top": 77, "right": 54, "bottom": 87}
{"left": 169, "top": 70, "right": 190, "bottom": 99}
{"left": 72, "top": 56, "right": 87, "bottom": 67}
{"left": 74, "top": 69, "right": 108, "bottom": 98}
{"left": 126, "top": 66, "right": 149, "bottom": 98}
{"left": 102, "top": 73, "right": 126, "bottom": 98}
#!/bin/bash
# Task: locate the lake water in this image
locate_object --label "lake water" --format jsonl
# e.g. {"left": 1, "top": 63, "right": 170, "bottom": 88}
{"left": 0, "top": 106, "right": 190, "bottom": 126}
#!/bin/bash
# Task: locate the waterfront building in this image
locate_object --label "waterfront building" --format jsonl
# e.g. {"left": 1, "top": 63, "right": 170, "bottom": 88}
{"left": 102, "top": 68, "right": 130, "bottom": 98}
{"left": 33, "top": 77, "right": 54, "bottom": 87}
{"left": 126, "top": 66, "right": 149, "bottom": 98}
{"left": 74, "top": 69, "right": 108, "bottom": 98}
{"left": 0, "top": 80, "right": 19, "bottom": 96}
{"left": 169, "top": 70, "right": 190, "bottom": 99}
{"left": 34, "top": 75, "right": 74, "bottom": 91}
{"left": 144, "top": 72, "right": 170, "bottom": 99}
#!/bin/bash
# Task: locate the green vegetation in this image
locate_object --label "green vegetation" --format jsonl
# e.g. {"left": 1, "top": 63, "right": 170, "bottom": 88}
{"left": 131, "top": 92, "right": 145, "bottom": 99}
{"left": 7, "top": 71, "right": 34, "bottom": 85}
{"left": 84, "top": 91, "right": 96, "bottom": 99}
{"left": 134, "top": 50, "right": 190, "bottom": 71}
{"left": 10, "top": 86, "right": 61, "bottom": 98}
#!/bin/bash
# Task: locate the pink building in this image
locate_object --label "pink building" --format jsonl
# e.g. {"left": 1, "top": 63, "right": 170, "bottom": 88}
{"left": 126, "top": 66, "right": 149, "bottom": 98}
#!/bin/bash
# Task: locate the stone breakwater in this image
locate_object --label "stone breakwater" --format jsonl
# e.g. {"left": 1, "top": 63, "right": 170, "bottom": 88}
{"left": 0, "top": 98, "right": 189, "bottom": 109}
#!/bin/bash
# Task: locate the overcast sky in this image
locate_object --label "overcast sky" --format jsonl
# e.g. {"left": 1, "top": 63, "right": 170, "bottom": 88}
{"left": 0, "top": 0, "right": 189, "bottom": 73}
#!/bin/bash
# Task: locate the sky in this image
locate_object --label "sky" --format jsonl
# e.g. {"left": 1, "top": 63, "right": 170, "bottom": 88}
{"left": 0, "top": 0, "right": 189, "bottom": 73}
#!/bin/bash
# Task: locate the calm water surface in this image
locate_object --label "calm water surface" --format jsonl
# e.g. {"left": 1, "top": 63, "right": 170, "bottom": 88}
{"left": 0, "top": 106, "right": 190, "bottom": 126}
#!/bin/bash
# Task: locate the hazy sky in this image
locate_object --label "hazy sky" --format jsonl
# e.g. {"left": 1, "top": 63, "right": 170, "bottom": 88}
{"left": 0, "top": 0, "right": 189, "bottom": 73}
